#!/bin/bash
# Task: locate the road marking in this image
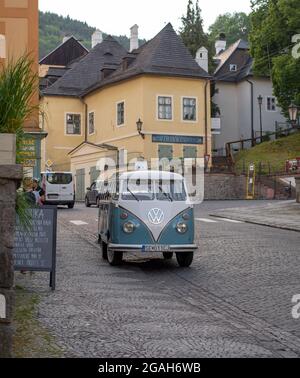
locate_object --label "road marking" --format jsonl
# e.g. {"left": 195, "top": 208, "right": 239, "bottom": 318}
{"left": 196, "top": 218, "right": 218, "bottom": 223}
{"left": 70, "top": 221, "right": 89, "bottom": 226}
{"left": 219, "top": 218, "right": 244, "bottom": 224}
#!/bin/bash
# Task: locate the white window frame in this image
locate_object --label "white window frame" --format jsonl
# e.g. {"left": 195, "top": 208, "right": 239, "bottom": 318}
{"left": 65, "top": 112, "right": 83, "bottom": 136}
{"left": 229, "top": 64, "right": 237, "bottom": 72}
{"left": 157, "top": 95, "right": 174, "bottom": 122}
{"left": 0, "top": 34, "right": 6, "bottom": 59}
{"left": 266, "top": 96, "right": 277, "bottom": 112}
{"left": 88, "top": 111, "right": 95, "bottom": 136}
{"left": 181, "top": 96, "right": 198, "bottom": 123}
{"left": 116, "top": 100, "right": 126, "bottom": 127}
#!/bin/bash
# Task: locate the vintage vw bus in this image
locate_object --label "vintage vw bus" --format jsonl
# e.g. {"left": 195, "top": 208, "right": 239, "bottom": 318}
{"left": 98, "top": 170, "right": 197, "bottom": 267}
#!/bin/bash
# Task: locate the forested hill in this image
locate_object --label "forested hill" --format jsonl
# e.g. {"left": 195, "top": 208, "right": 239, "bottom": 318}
{"left": 39, "top": 11, "right": 146, "bottom": 60}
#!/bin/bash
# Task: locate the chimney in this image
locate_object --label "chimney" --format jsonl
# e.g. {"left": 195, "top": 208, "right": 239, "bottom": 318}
{"left": 215, "top": 33, "right": 226, "bottom": 55}
{"left": 195, "top": 47, "right": 208, "bottom": 72}
{"left": 92, "top": 30, "right": 103, "bottom": 48}
{"left": 62, "top": 35, "right": 71, "bottom": 44}
{"left": 130, "top": 24, "right": 139, "bottom": 52}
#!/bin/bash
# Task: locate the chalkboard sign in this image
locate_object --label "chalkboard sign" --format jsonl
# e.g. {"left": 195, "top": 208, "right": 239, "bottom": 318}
{"left": 13, "top": 206, "right": 57, "bottom": 290}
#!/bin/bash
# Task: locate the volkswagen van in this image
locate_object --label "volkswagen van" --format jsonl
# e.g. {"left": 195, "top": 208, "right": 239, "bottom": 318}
{"left": 98, "top": 170, "right": 197, "bottom": 267}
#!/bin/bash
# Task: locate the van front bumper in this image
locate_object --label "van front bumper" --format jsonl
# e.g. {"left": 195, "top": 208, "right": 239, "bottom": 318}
{"left": 108, "top": 244, "right": 198, "bottom": 253}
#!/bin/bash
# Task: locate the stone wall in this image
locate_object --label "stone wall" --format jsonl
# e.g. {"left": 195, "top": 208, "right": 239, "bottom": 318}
{"left": 296, "top": 177, "right": 300, "bottom": 203}
{"left": 0, "top": 164, "right": 23, "bottom": 358}
{"left": 0, "top": 134, "right": 16, "bottom": 165}
{"left": 204, "top": 174, "right": 247, "bottom": 200}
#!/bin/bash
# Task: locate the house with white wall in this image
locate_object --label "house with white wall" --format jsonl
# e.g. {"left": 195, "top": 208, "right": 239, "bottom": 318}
{"left": 211, "top": 36, "right": 286, "bottom": 155}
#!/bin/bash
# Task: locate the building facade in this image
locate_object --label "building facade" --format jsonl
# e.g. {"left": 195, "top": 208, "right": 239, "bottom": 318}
{"left": 41, "top": 23, "right": 211, "bottom": 200}
{"left": 212, "top": 38, "right": 286, "bottom": 155}
{"left": 0, "top": 0, "right": 45, "bottom": 178}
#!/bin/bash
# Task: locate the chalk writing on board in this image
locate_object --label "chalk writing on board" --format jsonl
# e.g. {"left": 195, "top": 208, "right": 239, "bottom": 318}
{"left": 13, "top": 208, "right": 55, "bottom": 270}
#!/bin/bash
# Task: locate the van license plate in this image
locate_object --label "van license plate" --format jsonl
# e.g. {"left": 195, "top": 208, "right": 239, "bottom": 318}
{"left": 48, "top": 194, "right": 59, "bottom": 199}
{"left": 142, "top": 245, "right": 170, "bottom": 252}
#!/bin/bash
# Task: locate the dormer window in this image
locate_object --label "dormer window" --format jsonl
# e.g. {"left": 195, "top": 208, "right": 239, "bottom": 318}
{"left": 230, "top": 64, "right": 237, "bottom": 72}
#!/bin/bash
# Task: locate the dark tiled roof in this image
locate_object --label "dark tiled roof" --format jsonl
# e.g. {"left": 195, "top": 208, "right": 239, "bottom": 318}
{"left": 42, "top": 36, "right": 127, "bottom": 97}
{"left": 46, "top": 67, "right": 68, "bottom": 77}
{"left": 84, "top": 23, "right": 210, "bottom": 95}
{"left": 39, "top": 36, "right": 89, "bottom": 66}
{"left": 42, "top": 23, "right": 210, "bottom": 98}
{"left": 214, "top": 39, "right": 253, "bottom": 82}
{"left": 39, "top": 67, "right": 69, "bottom": 91}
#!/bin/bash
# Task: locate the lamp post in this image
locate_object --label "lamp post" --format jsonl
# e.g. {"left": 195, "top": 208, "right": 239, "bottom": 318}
{"left": 136, "top": 118, "right": 145, "bottom": 139}
{"left": 288, "top": 103, "right": 299, "bottom": 128}
{"left": 258, "top": 95, "right": 263, "bottom": 143}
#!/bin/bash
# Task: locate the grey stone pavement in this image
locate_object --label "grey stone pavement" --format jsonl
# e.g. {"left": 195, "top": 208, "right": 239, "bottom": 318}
{"left": 15, "top": 201, "right": 300, "bottom": 358}
{"left": 210, "top": 201, "right": 300, "bottom": 232}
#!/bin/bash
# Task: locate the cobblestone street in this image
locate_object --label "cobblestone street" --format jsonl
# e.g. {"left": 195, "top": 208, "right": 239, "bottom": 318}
{"left": 16, "top": 201, "right": 300, "bottom": 358}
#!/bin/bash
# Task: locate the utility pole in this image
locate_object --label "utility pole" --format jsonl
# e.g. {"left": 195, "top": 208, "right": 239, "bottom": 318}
{"left": 258, "top": 95, "right": 263, "bottom": 143}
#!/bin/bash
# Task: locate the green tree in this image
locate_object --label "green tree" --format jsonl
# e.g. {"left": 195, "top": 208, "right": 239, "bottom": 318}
{"left": 208, "top": 12, "right": 251, "bottom": 47}
{"left": 249, "top": 0, "right": 300, "bottom": 113}
{"left": 39, "top": 11, "right": 146, "bottom": 59}
{"left": 179, "top": 0, "right": 214, "bottom": 71}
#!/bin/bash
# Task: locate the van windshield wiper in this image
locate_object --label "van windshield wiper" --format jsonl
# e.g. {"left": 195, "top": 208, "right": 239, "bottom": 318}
{"left": 159, "top": 186, "right": 173, "bottom": 202}
{"left": 127, "top": 188, "right": 140, "bottom": 202}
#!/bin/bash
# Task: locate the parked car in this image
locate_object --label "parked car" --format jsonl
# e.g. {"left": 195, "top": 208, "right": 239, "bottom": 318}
{"left": 85, "top": 180, "right": 108, "bottom": 207}
{"left": 98, "top": 170, "right": 197, "bottom": 267}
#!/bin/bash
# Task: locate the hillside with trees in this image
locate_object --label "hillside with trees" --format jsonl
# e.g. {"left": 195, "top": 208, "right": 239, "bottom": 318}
{"left": 208, "top": 12, "right": 251, "bottom": 47}
{"left": 39, "top": 11, "right": 146, "bottom": 59}
{"left": 249, "top": 0, "right": 300, "bottom": 115}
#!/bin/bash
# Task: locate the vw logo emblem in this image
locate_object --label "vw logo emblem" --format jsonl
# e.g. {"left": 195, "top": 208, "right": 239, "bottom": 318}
{"left": 148, "top": 208, "right": 164, "bottom": 225}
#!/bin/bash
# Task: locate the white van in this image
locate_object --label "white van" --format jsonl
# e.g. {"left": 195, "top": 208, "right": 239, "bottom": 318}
{"left": 41, "top": 172, "right": 75, "bottom": 208}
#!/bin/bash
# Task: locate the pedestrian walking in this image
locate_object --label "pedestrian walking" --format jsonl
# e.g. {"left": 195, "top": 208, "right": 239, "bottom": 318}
{"left": 32, "top": 178, "right": 45, "bottom": 206}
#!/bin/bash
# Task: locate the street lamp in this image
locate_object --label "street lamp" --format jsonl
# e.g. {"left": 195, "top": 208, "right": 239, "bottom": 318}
{"left": 136, "top": 118, "right": 145, "bottom": 139}
{"left": 288, "top": 103, "right": 299, "bottom": 127}
{"left": 258, "top": 95, "right": 263, "bottom": 143}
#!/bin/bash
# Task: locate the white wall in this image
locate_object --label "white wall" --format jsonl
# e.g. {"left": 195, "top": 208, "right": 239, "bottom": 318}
{"left": 213, "top": 77, "right": 286, "bottom": 152}
{"left": 251, "top": 78, "right": 286, "bottom": 136}
{"left": 213, "top": 82, "right": 240, "bottom": 151}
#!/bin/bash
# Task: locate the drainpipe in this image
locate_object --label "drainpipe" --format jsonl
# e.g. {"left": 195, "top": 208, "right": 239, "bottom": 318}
{"left": 204, "top": 80, "right": 209, "bottom": 156}
{"left": 246, "top": 79, "right": 255, "bottom": 147}
{"left": 80, "top": 97, "right": 88, "bottom": 142}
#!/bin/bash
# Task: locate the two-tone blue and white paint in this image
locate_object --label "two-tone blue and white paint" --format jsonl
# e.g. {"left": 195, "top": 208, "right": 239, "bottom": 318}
{"left": 98, "top": 170, "right": 197, "bottom": 267}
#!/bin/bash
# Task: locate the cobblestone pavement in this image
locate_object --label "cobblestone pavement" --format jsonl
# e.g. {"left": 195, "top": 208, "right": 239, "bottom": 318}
{"left": 210, "top": 201, "right": 300, "bottom": 232}
{"left": 16, "top": 201, "right": 300, "bottom": 358}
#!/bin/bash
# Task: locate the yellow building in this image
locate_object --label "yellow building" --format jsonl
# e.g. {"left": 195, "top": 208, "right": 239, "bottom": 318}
{"left": 41, "top": 23, "right": 211, "bottom": 200}
{"left": 0, "top": 0, "right": 46, "bottom": 178}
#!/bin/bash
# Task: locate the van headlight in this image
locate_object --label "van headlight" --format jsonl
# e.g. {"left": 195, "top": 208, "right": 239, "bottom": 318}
{"left": 176, "top": 222, "right": 188, "bottom": 234}
{"left": 123, "top": 222, "right": 135, "bottom": 234}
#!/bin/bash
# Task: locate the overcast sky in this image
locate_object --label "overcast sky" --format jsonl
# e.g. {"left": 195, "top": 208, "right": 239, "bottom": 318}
{"left": 39, "top": 0, "right": 251, "bottom": 39}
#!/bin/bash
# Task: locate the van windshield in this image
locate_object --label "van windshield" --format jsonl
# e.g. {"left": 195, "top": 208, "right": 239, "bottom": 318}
{"left": 121, "top": 179, "right": 187, "bottom": 202}
{"left": 46, "top": 173, "right": 72, "bottom": 185}
{"left": 156, "top": 180, "right": 187, "bottom": 202}
{"left": 122, "top": 179, "right": 154, "bottom": 201}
